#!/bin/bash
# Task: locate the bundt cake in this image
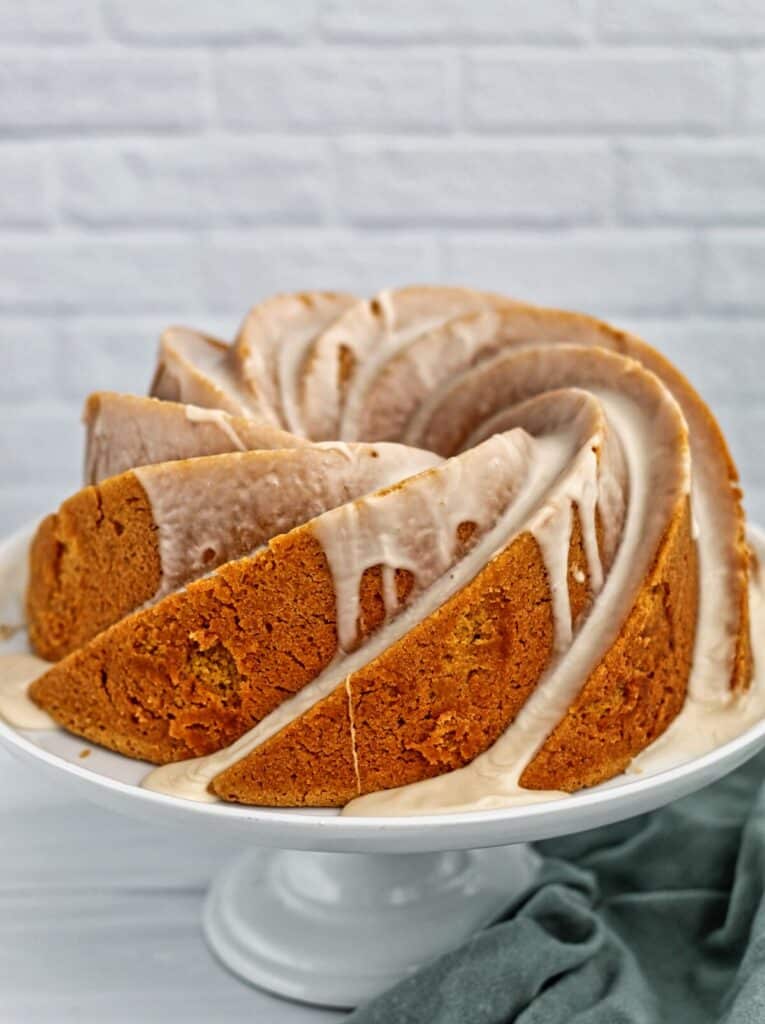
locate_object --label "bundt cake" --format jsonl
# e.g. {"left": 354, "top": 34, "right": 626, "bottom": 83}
{"left": 18, "top": 286, "right": 756, "bottom": 813}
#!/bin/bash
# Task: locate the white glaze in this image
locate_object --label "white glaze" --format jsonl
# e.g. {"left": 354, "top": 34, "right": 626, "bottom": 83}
{"left": 278, "top": 333, "right": 315, "bottom": 436}
{"left": 530, "top": 439, "right": 602, "bottom": 656}
{"left": 277, "top": 297, "right": 357, "bottom": 437}
{"left": 0, "top": 531, "right": 56, "bottom": 728}
{"left": 348, "top": 311, "right": 508, "bottom": 443}
{"left": 232, "top": 293, "right": 357, "bottom": 436}
{"left": 135, "top": 444, "right": 442, "bottom": 603}
{"left": 338, "top": 312, "right": 445, "bottom": 441}
{"left": 152, "top": 328, "right": 266, "bottom": 420}
{"left": 0, "top": 654, "right": 55, "bottom": 729}
{"left": 300, "top": 288, "right": 500, "bottom": 440}
{"left": 311, "top": 431, "right": 535, "bottom": 654}
{"left": 84, "top": 393, "right": 305, "bottom": 484}
{"left": 184, "top": 406, "right": 247, "bottom": 451}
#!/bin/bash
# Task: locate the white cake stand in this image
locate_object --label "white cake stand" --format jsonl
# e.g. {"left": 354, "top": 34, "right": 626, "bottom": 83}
{"left": 2, "top": 524, "right": 764, "bottom": 1010}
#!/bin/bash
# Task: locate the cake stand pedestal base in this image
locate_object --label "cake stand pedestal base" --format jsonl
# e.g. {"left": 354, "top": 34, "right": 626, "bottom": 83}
{"left": 203, "top": 844, "right": 539, "bottom": 1009}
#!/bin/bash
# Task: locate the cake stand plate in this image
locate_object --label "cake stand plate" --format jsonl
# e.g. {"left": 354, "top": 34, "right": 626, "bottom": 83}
{"left": 2, "top": 524, "right": 765, "bottom": 1009}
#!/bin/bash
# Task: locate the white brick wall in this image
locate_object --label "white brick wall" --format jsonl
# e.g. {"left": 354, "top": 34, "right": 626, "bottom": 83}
{"left": 1, "top": 0, "right": 764, "bottom": 533}
{"left": 465, "top": 52, "right": 733, "bottom": 132}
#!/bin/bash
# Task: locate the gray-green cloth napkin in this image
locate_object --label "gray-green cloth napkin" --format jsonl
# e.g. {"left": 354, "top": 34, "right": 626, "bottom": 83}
{"left": 349, "top": 751, "right": 765, "bottom": 1023}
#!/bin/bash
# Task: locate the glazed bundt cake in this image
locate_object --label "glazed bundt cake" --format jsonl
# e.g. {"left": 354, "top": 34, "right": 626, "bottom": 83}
{"left": 24, "top": 286, "right": 754, "bottom": 812}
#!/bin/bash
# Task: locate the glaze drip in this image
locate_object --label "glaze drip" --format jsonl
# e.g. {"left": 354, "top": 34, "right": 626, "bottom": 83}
{"left": 134, "top": 443, "right": 442, "bottom": 605}
{"left": 311, "top": 432, "right": 538, "bottom": 653}
{"left": 0, "top": 654, "right": 55, "bottom": 729}
{"left": 183, "top": 406, "right": 247, "bottom": 451}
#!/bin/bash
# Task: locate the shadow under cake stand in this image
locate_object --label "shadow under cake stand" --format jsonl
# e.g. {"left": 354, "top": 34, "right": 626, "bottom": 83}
{"left": 1, "top": 524, "right": 764, "bottom": 1011}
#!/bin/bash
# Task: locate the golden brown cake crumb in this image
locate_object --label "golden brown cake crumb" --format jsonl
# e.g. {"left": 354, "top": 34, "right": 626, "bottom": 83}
{"left": 27, "top": 473, "right": 160, "bottom": 662}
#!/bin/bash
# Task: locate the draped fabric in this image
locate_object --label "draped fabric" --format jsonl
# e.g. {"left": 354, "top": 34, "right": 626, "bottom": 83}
{"left": 350, "top": 752, "right": 765, "bottom": 1024}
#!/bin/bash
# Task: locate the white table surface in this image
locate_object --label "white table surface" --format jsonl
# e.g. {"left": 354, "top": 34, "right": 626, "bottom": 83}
{"left": 0, "top": 748, "right": 347, "bottom": 1024}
